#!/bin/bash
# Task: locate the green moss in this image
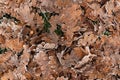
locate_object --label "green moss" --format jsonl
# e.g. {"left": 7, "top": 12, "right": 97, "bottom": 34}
{"left": 39, "top": 11, "right": 59, "bottom": 33}
{"left": 39, "top": 12, "right": 51, "bottom": 32}
{"left": 54, "top": 24, "right": 64, "bottom": 36}
{"left": 103, "top": 30, "right": 110, "bottom": 36}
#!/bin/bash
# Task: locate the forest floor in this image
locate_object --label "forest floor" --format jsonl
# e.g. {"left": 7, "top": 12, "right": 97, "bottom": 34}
{"left": 0, "top": 0, "right": 120, "bottom": 80}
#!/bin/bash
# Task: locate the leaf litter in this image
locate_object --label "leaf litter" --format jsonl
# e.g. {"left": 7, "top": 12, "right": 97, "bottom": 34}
{"left": 0, "top": 0, "right": 120, "bottom": 80}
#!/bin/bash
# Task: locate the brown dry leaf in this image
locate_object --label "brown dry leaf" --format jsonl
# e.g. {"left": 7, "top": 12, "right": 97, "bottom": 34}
{"left": 89, "top": 3, "right": 103, "bottom": 20}
{"left": 0, "top": 51, "right": 12, "bottom": 64}
{"left": 60, "top": 4, "right": 81, "bottom": 25}
{"left": 58, "top": 47, "right": 87, "bottom": 67}
{"left": 108, "top": 36, "right": 120, "bottom": 47}
{"left": 17, "top": 5, "right": 35, "bottom": 24}
{"left": 0, "top": 63, "right": 8, "bottom": 76}
{"left": 115, "top": 12, "right": 120, "bottom": 22}
{"left": 105, "top": 0, "right": 114, "bottom": 15}
{"left": 0, "top": 34, "right": 5, "bottom": 44}
{"left": 0, "top": 0, "right": 10, "bottom": 5}
{"left": 55, "top": 0, "right": 72, "bottom": 8}
{"left": 24, "top": 71, "right": 32, "bottom": 80}
{"left": 72, "top": 47, "right": 86, "bottom": 60}
{"left": 35, "top": 14, "right": 43, "bottom": 26}
{"left": 11, "top": 45, "right": 30, "bottom": 80}
{"left": 1, "top": 70, "right": 15, "bottom": 80}
{"left": 49, "top": 16, "right": 60, "bottom": 44}
{"left": 56, "top": 76, "right": 68, "bottom": 80}
{"left": 75, "top": 51, "right": 96, "bottom": 68}
{"left": 16, "top": 0, "right": 23, "bottom": 4}
{"left": 20, "top": 45, "right": 30, "bottom": 65}
{"left": 85, "top": 8, "right": 95, "bottom": 20}
{"left": 78, "top": 32, "right": 97, "bottom": 46}
{"left": 5, "top": 38, "right": 23, "bottom": 52}
{"left": 64, "top": 26, "right": 80, "bottom": 46}
{"left": 114, "top": 0, "right": 120, "bottom": 12}
{"left": 31, "top": 0, "right": 36, "bottom": 6}
{"left": 41, "top": 0, "right": 53, "bottom": 7}
{"left": 60, "top": 4, "right": 82, "bottom": 46}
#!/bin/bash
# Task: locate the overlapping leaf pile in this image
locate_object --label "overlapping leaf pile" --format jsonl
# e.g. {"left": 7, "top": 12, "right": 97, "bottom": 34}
{"left": 0, "top": 0, "right": 120, "bottom": 80}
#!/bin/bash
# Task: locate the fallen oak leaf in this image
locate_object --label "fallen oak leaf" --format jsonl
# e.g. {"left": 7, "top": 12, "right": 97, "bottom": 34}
{"left": 0, "top": 34, "right": 5, "bottom": 44}
{"left": 0, "top": 51, "right": 12, "bottom": 64}
{"left": 17, "top": 5, "right": 34, "bottom": 25}
{"left": 5, "top": 38, "right": 23, "bottom": 52}
{"left": 74, "top": 46, "right": 96, "bottom": 68}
